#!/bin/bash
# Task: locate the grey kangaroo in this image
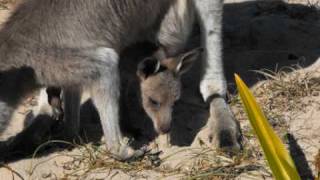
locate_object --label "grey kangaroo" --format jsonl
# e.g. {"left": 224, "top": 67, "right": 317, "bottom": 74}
{"left": 0, "top": 0, "right": 241, "bottom": 160}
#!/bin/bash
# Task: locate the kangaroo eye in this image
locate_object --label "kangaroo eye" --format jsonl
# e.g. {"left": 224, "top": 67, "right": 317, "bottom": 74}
{"left": 149, "top": 97, "right": 160, "bottom": 108}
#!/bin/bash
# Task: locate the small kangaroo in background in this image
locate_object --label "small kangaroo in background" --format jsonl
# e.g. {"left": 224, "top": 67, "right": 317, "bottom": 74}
{"left": 36, "top": 48, "right": 201, "bottom": 137}
{"left": 0, "top": 0, "right": 241, "bottom": 160}
{"left": 137, "top": 48, "right": 202, "bottom": 134}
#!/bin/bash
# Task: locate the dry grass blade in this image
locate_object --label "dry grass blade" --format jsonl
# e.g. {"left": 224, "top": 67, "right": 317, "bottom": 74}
{"left": 27, "top": 140, "right": 79, "bottom": 176}
{"left": 187, "top": 164, "right": 264, "bottom": 180}
{"left": 253, "top": 66, "right": 320, "bottom": 117}
{"left": 164, "top": 146, "right": 268, "bottom": 179}
{"left": 59, "top": 143, "right": 182, "bottom": 179}
{"left": 0, "top": 163, "right": 24, "bottom": 180}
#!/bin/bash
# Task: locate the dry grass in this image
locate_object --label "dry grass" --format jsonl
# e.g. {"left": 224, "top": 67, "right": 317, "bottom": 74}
{"left": 24, "top": 138, "right": 271, "bottom": 179}
{"left": 59, "top": 145, "right": 269, "bottom": 179}
{"left": 0, "top": 0, "right": 319, "bottom": 178}
{"left": 255, "top": 67, "right": 320, "bottom": 112}
{"left": 27, "top": 140, "right": 180, "bottom": 179}
{"left": 50, "top": 66, "right": 320, "bottom": 179}
{"left": 27, "top": 68, "right": 320, "bottom": 179}
{"left": 232, "top": 65, "right": 320, "bottom": 134}
{"left": 229, "top": 66, "right": 320, "bottom": 178}
{"left": 180, "top": 148, "right": 269, "bottom": 179}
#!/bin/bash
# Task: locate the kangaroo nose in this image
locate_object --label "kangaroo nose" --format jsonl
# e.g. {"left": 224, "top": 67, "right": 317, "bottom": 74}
{"left": 159, "top": 124, "right": 171, "bottom": 134}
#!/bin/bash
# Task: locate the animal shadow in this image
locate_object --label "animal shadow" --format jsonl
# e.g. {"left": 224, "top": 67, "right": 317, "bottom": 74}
{"left": 0, "top": 1, "right": 319, "bottom": 166}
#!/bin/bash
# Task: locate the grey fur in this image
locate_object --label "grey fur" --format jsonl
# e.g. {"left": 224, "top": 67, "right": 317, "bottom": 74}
{"left": 0, "top": 0, "right": 195, "bottom": 160}
{"left": 195, "top": 0, "right": 241, "bottom": 151}
{"left": 0, "top": 0, "right": 241, "bottom": 159}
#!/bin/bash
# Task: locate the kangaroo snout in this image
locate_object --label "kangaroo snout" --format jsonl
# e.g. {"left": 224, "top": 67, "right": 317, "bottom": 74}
{"left": 154, "top": 111, "right": 172, "bottom": 134}
{"left": 157, "top": 122, "right": 171, "bottom": 134}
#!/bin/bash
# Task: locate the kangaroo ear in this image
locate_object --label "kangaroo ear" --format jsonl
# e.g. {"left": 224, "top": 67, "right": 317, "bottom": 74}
{"left": 137, "top": 57, "right": 161, "bottom": 80}
{"left": 176, "top": 47, "right": 203, "bottom": 75}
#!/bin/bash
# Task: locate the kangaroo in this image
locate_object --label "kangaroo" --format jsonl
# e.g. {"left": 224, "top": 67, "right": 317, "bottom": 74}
{"left": 0, "top": 0, "right": 241, "bottom": 161}
{"left": 137, "top": 48, "right": 202, "bottom": 134}
{"left": 35, "top": 47, "right": 201, "bottom": 136}
{"left": 196, "top": 0, "right": 241, "bottom": 151}
{"left": 0, "top": 0, "right": 195, "bottom": 161}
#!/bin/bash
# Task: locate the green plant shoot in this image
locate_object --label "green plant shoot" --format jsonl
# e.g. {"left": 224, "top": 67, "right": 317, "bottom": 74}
{"left": 235, "top": 74, "right": 300, "bottom": 180}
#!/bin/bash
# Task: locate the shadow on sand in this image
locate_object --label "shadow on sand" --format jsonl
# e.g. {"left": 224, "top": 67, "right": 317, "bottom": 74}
{"left": 0, "top": 1, "right": 318, "bottom": 178}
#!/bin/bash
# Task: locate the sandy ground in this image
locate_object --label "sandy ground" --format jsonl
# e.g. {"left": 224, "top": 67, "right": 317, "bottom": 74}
{"left": 0, "top": 0, "right": 319, "bottom": 179}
